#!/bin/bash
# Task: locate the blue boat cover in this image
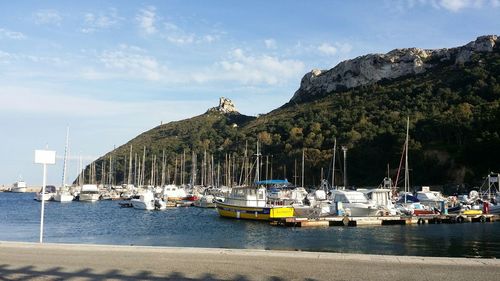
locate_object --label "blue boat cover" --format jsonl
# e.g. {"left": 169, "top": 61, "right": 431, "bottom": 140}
{"left": 254, "top": 179, "right": 289, "bottom": 185}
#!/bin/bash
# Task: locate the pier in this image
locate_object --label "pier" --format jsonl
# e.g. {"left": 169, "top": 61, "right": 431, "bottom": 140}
{"left": 273, "top": 214, "right": 500, "bottom": 227}
{"left": 1, "top": 241, "right": 499, "bottom": 281}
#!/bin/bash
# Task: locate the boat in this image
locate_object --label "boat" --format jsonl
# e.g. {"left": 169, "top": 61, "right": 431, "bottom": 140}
{"left": 54, "top": 127, "right": 74, "bottom": 202}
{"left": 194, "top": 194, "right": 216, "bottom": 208}
{"left": 131, "top": 190, "right": 167, "bottom": 210}
{"left": 162, "top": 184, "right": 187, "bottom": 201}
{"left": 215, "top": 184, "right": 295, "bottom": 220}
{"left": 11, "top": 180, "right": 27, "bottom": 193}
{"left": 79, "top": 184, "right": 100, "bottom": 202}
{"left": 329, "top": 189, "right": 379, "bottom": 216}
{"left": 360, "top": 188, "right": 399, "bottom": 216}
{"left": 415, "top": 186, "right": 447, "bottom": 209}
{"left": 53, "top": 187, "right": 74, "bottom": 202}
{"left": 34, "top": 185, "right": 56, "bottom": 201}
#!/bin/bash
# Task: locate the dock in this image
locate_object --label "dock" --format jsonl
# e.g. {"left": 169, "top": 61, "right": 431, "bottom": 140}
{"left": 272, "top": 214, "right": 500, "bottom": 227}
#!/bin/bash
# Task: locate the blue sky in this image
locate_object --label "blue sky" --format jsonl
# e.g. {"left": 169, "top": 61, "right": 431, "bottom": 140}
{"left": 0, "top": 0, "right": 499, "bottom": 186}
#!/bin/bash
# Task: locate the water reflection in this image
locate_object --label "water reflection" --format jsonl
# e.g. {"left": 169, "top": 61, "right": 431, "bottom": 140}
{"left": 1, "top": 192, "right": 499, "bottom": 257}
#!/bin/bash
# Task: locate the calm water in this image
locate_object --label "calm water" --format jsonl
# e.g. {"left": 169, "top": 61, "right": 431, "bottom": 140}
{"left": 1, "top": 192, "right": 499, "bottom": 258}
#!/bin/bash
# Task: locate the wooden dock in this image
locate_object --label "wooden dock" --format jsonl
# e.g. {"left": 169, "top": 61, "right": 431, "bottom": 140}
{"left": 271, "top": 214, "right": 499, "bottom": 227}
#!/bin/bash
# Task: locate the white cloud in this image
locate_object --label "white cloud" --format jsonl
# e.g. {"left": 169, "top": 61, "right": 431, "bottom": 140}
{"left": 34, "top": 9, "right": 62, "bottom": 25}
{"left": 405, "top": 0, "right": 498, "bottom": 11}
{"left": 265, "top": 39, "right": 277, "bottom": 49}
{"left": 97, "top": 45, "right": 166, "bottom": 81}
{"left": 0, "top": 49, "right": 65, "bottom": 66}
{"left": 163, "top": 21, "right": 219, "bottom": 45}
{"left": 318, "top": 43, "right": 338, "bottom": 56}
{"left": 81, "top": 8, "right": 123, "bottom": 33}
{"left": 136, "top": 6, "right": 157, "bottom": 34}
{"left": 317, "top": 42, "right": 352, "bottom": 56}
{"left": 194, "top": 48, "right": 305, "bottom": 85}
{"left": 0, "top": 28, "right": 26, "bottom": 40}
{"left": 0, "top": 85, "right": 210, "bottom": 122}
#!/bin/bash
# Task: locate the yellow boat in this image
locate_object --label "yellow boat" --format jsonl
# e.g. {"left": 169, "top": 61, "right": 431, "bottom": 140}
{"left": 215, "top": 183, "right": 295, "bottom": 221}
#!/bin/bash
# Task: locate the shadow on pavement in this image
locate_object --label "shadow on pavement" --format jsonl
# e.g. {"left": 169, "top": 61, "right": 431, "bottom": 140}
{"left": 0, "top": 264, "right": 318, "bottom": 281}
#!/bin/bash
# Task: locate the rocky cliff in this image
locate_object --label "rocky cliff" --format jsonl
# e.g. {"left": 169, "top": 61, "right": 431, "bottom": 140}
{"left": 291, "top": 35, "right": 498, "bottom": 103}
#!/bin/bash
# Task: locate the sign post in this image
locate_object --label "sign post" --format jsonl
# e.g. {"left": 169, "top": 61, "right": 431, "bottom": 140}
{"left": 35, "top": 149, "right": 56, "bottom": 243}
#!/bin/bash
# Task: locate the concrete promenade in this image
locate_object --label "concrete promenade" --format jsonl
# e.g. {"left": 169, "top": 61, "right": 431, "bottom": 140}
{"left": 0, "top": 241, "right": 499, "bottom": 281}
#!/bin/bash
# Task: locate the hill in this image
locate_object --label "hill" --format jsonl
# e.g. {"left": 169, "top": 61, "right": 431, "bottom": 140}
{"left": 81, "top": 35, "right": 500, "bottom": 192}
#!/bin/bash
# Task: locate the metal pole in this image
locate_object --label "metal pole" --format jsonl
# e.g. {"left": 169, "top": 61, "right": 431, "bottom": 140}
{"left": 301, "top": 149, "right": 305, "bottom": 187}
{"left": 342, "top": 146, "right": 347, "bottom": 189}
{"left": 40, "top": 163, "right": 47, "bottom": 243}
{"left": 332, "top": 138, "right": 336, "bottom": 188}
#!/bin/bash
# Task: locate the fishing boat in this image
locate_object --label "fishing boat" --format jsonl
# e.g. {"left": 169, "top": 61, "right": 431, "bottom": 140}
{"left": 11, "top": 180, "right": 27, "bottom": 193}
{"left": 35, "top": 185, "right": 56, "bottom": 201}
{"left": 215, "top": 184, "right": 295, "bottom": 220}
{"left": 79, "top": 184, "right": 100, "bottom": 202}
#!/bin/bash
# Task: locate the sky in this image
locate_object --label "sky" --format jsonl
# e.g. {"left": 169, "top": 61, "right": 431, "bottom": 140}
{"left": 0, "top": 0, "right": 499, "bottom": 186}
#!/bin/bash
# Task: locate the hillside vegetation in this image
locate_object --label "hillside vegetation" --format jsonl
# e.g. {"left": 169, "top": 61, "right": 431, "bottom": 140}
{"left": 83, "top": 43, "right": 500, "bottom": 192}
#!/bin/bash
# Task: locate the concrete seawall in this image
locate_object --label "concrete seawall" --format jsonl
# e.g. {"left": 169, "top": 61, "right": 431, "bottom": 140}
{"left": 0, "top": 241, "right": 499, "bottom": 280}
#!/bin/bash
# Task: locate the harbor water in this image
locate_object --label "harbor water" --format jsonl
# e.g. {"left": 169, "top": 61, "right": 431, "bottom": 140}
{"left": 1, "top": 192, "right": 499, "bottom": 258}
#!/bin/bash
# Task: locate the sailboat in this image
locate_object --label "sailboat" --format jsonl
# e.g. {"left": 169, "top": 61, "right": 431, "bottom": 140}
{"left": 54, "top": 127, "right": 74, "bottom": 202}
{"left": 395, "top": 117, "right": 435, "bottom": 215}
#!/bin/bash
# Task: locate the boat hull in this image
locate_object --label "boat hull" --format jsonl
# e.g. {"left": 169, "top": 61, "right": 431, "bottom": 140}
{"left": 131, "top": 199, "right": 155, "bottom": 210}
{"left": 53, "top": 193, "right": 74, "bottom": 202}
{"left": 215, "top": 201, "right": 294, "bottom": 221}
{"left": 79, "top": 193, "right": 100, "bottom": 202}
{"left": 34, "top": 193, "right": 54, "bottom": 201}
{"left": 10, "top": 187, "right": 27, "bottom": 193}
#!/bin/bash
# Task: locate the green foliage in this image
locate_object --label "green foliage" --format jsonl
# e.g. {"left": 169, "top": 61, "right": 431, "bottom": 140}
{"left": 83, "top": 47, "right": 500, "bottom": 188}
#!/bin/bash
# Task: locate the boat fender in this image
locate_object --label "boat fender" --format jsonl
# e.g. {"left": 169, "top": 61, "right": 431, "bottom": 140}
{"left": 457, "top": 216, "right": 464, "bottom": 223}
{"left": 342, "top": 216, "right": 349, "bottom": 226}
{"left": 480, "top": 216, "right": 486, "bottom": 223}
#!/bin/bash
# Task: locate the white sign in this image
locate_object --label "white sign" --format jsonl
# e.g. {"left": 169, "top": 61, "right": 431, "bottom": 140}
{"left": 34, "top": 150, "right": 56, "bottom": 165}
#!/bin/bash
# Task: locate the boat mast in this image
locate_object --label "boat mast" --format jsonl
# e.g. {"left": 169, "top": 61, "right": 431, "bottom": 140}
{"left": 342, "top": 146, "right": 347, "bottom": 189}
{"left": 331, "top": 138, "right": 336, "bottom": 189}
{"left": 301, "top": 149, "right": 305, "bottom": 187}
{"left": 255, "top": 141, "right": 261, "bottom": 182}
{"left": 404, "top": 117, "right": 410, "bottom": 203}
{"left": 127, "top": 145, "right": 133, "bottom": 185}
{"left": 61, "top": 126, "right": 69, "bottom": 188}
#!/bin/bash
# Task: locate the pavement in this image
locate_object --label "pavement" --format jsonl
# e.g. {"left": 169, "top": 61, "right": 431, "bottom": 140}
{"left": 0, "top": 241, "right": 499, "bottom": 281}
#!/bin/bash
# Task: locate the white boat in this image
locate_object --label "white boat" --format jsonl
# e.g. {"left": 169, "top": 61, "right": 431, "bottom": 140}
{"left": 162, "top": 184, "right": 187, "bottom": 201}
{"left": 131, "top": 190, "right": 167, "bottom": 210}
{"left": 53, "top": 187, "right": 74, "bottom": 202}
{"left": 329, "top": 189, "right": 379, "bottom": 216}
{"left": 35, "top": 185, "right": 56, "bottom": 201}
{"left": 11, "top": 180, "right": 27, "bottom": 193}
{"left": 79, "top": 184, "right": 100, "bottom": 202}
{"left": 194, "top": 194, "right": 216, "bottom": 208}
{"left": 415, "top": 186, "right": 446, "bottom": 209}
{"left": 360, "top": 188, "right": 399, "bottom": 216}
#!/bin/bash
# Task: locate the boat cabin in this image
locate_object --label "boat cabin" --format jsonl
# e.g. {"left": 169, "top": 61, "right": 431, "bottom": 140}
{"left": 331, "top": 190, "right": 370, "bottom": 204}
{"left": 225, "top": 186, "right": 266, "bottom": 207}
